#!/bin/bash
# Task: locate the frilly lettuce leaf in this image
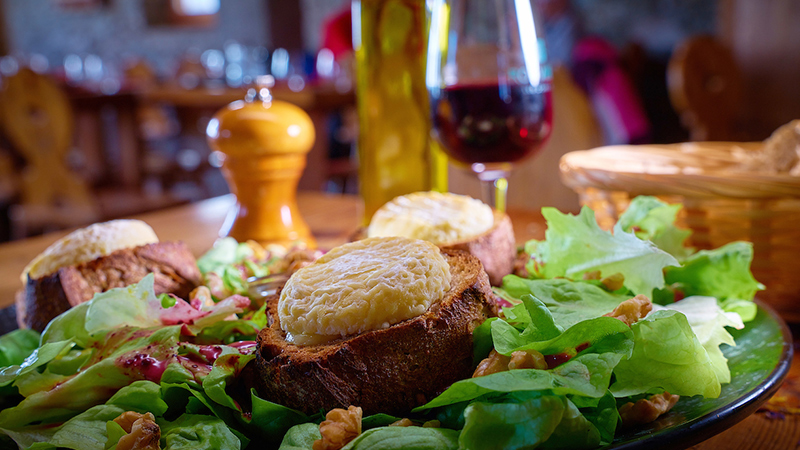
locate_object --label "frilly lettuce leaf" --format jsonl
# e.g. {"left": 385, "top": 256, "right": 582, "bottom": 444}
{"left": 611, "top": 310, "right": 723, "bottom": 398}
{"left": 525, "top": 207, "right": 679, "bottom": 297}
{"left": 616, "top": 196, "right": 693, "bottom": 261}
{"left": 42, "top": 274, "right": 251, "bottom": 347}
{"left": 0, "top": 326, "right": 182, "bottom": 429}
{"left": 664, "top": 242, "right": 763, "bottom": 318}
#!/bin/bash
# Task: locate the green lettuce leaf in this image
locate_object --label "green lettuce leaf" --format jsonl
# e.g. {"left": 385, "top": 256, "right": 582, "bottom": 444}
{"left": 489, "top": 294, "right": 633, "bottom": 361}
{"left": 459, "top": 392, "right": 566, "bottom": 450}
{"left": 83, "top": 274, "right": 163, "bottom": 334}
{"left": 0, "top": 381, "right": 166, "bottom": 450}
{"left": 250, "top": 389, "right": 313, "bottom": 443}
{"left": 525, "top": 207, "right": 679, "bottom": 297}
{"left": 656, "top": 296, "right": 743, "bottom": 384}
{"left": 616, "top": 196, "right": 693, "bottom": 261}
{"left": 417, "top": 352, "right": 623, "bottom": 412}
{"left": 197, "top": 237, "right": 253, "bottom": 275}
{"left": 502, "top": 277, "right": 628, "bottom": 330}
{"left": 720, "top": 297, "right": 758, "bottom": 323}
{"left": 539, "top": 397, "right": 601, "bottom": 450}
{"left": 0, "top": 339, "right": 74, "bottom": 387}
{"left": 0, "top": 326, "right": 183, "bottom": 429}
{"left": 0, "top": 329, "right": 40, "bottom": 368}
{"left": 569, "top": 390, "right": 619, "bottom": 446}
{"left": 664, "top": 242, "right": 763, "bottom": 305}
{"left": 161, "top": 414, "right": 242, "bottom": 450}
{"left": 343, "top": 427, "right": 460, "bottom": 450}
{"left": 279, "top": 423, "right": 320, "bottom": 450}
{"left": 611, "top": 310, "right": 722, "bottom": 398}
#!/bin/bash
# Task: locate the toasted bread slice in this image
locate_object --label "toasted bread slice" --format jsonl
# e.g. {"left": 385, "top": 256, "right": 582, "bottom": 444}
{"left": 442, "top": 209, "right": 516, "bottom": 286}
{"left": 255, "top": 249, "right": 494, "bottom": 415}
{"left": 19, "top": 242, "right": 201, "bottom": 331}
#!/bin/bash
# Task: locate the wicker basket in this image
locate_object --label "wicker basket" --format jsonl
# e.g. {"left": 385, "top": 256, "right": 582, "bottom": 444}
{"left": 560, "top": 142, "right": 800, "bottom": 322}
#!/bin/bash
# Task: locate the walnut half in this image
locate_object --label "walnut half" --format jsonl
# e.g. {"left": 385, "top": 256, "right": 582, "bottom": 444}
{"left": 313, "top": 405, "right": 363, "bottom": 450}
{"left": 473, "top": 349, "right": 547, "bottom": 377}
{"left": 604, "top": 295, "right": 653, "bottom": 327}
{"left": 113, "top": 411, "right": 161, "bottom": 450}
{"left": 619, "top": 392, "right": 680, "bottom": 427}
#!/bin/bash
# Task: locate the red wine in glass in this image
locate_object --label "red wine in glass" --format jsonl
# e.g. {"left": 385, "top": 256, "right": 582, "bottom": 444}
{"left": 431, "top": 83, "right": 553, "bottom": 166}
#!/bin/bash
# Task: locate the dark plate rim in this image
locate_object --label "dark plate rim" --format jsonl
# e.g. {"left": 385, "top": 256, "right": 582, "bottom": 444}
{"left": 606, "top": 299, "right": 794, "bottom": 450}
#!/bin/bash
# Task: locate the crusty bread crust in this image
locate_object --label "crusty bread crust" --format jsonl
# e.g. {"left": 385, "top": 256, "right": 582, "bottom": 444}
{"left": 255, "top": 249, "right": 494, "bottom": 416}
{"left": 443, "top": 210, "right": 516, "bottom": 286}
{"left": 19, "top": 242, "right": 201, "bottom": 331}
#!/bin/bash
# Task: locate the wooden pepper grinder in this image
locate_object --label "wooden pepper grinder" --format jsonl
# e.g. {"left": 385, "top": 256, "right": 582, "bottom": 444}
{"left": 206, "top": 75, "right": 317, "bottom": 248}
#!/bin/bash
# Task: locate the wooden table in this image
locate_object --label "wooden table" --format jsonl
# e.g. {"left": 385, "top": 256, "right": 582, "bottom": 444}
{"left": 0, "top": 192, "right": 795, "bottom": 449}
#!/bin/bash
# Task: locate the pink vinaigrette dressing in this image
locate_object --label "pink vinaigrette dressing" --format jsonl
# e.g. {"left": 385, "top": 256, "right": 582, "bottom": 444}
{"left": 116, "top": 352, "right": 170, "bottom": 382}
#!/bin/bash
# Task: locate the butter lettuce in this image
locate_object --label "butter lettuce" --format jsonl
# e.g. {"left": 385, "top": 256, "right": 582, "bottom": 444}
{"left": 460, "top": 392, "right": 567, "bottom": 450}
{"left": 0, "top": 381, "right": 166, "bottom": 450}
{"left": 279, "top": 423, "right": 460, "bottom": 450}
{"left": 0, "top": 329, "right": 40, "bottom": 368}
{"left": 656, "top": 296, "right": 743, "bottom": 384}
{"left": 410, "top": 295, "right": 633, "bottom": 449}
{"left": 611, "top": 310, "right": 723, "bottom": 398}
{"left": 525, "top": 206, "right": 679, "bottom": 297}
{"left": 501, "top": 277, "right": 628, "bottom": 330}
{"left": 161, "top": 414, "right": 242, "bottom": 450}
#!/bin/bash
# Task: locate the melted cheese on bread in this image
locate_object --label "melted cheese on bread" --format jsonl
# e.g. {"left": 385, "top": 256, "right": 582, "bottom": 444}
{"left": 278, "top": 236, "right": 451, "bottom": 345}
{"left": 367, "top": 191, "right": 493, "bottom": 245}
{"left": 22, "top": 220, "right": 159, "bottom": 283}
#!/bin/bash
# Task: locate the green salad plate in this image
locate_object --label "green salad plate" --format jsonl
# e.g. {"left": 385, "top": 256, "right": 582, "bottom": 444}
{"left": 606, "top": 299, "right": 792, "bottom": 449}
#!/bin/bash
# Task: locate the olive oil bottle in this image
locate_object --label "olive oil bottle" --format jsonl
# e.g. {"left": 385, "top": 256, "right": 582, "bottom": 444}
{"left": 352, "top": 0, "right": 448, "bottom": 225}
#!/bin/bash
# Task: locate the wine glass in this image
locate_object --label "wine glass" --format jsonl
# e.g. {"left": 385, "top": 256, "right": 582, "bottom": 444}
{"left": 426, "top": 0, "right": 552, "bottom": 212}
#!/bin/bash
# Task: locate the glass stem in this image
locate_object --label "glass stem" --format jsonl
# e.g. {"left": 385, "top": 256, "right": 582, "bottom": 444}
{"left": 479, "top": 174, "right": 509, "bottom": 213}
{"left": 494, "top": 176, "right": 508, "bottom": 213}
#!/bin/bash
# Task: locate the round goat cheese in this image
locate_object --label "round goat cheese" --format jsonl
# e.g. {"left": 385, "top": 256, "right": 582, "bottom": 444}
{"left": 278, "top": 236, "right": 451, "bottom": 345}
{"left": 367, "top": 191, "right": 493, "bottom": 245}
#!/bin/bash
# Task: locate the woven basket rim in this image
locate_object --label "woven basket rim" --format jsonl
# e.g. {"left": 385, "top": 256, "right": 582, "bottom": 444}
{"left": 560, "top": 143, "right": 800, "bottom": 199}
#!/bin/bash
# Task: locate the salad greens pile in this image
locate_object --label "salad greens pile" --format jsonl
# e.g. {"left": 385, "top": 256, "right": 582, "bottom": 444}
{"left": 0, "top": 196, "right": 761, "bottom": 450}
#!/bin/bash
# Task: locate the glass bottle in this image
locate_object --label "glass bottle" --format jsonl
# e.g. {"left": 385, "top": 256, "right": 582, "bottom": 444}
{"left": 352, "top": 0, "right": 448, "bottom": 225}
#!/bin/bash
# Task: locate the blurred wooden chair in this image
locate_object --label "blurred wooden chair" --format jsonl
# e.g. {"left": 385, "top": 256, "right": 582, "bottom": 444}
{"left": 668, "top": 35, "right": 745, "bottom": 141}
{"left": 0, "top": 68, "right": 99, "bottom": 238}
{"left": 448, "top": 66, "right": 602, "bottom": 213}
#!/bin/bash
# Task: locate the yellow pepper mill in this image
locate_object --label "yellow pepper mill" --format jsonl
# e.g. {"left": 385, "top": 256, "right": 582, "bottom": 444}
{"left": 206, "top": 75, "right": 317, "bottom": 248}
